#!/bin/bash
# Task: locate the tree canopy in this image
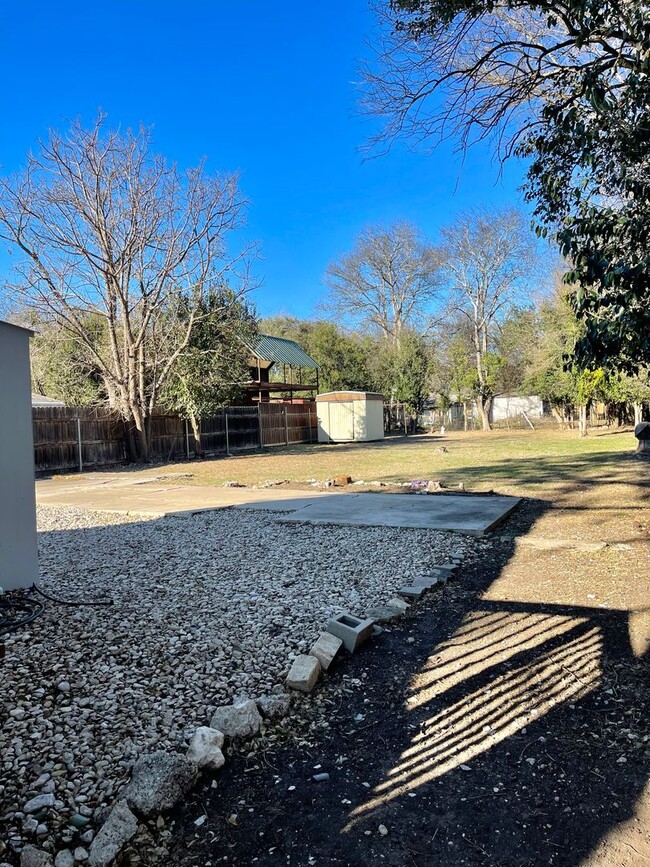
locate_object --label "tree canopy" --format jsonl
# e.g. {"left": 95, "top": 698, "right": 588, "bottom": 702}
{"left": 324, "top": 222, "right": 440, "bottom": 343}
{"left": 365, "top": 0, "right": 650, "bottom": 369}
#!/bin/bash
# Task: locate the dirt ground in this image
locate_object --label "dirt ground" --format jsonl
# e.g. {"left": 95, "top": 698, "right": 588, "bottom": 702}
{"left": 160, "top": 440, "right": 649, "bottom": 867}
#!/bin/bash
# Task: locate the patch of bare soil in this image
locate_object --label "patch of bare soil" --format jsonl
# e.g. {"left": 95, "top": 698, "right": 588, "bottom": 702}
{"left": 163, "top": 496, "right": 649, "bottom": 867}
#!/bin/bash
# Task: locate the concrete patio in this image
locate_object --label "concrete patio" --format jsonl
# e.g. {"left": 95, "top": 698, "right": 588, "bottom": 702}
{"left": 36, "top": 474, "right": 520, "bottom": 535}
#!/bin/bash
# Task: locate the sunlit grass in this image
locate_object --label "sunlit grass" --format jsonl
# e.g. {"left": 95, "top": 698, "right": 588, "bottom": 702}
{"left": 156, "top": 427, "right": 639, "bottom": 500}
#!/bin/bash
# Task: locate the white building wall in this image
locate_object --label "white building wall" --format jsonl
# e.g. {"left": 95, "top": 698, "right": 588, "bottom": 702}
{"left": 490, "top": 395, "right": 544, "bottom": 422}
{"left": 0, "top": 321, "right": 39, "bottom": 591}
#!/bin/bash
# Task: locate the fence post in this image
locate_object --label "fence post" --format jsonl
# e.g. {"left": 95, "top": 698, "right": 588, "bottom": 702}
{"left": 224, "top": 410, "right": 230, "bottom": 456}
{"left": 185, "top": 419, "right": 191, "bottom": 459}
{"left": 258, "top": 404, "right": 263, "bottom": 450}
{"left": 284, "top": 407, "right": 289, "bottom": 446}
{"left": 76, "top": 417, "right": 83, "bottom": 473}
{"left": 308, "top": 408, "right": 312, "bottom": 443}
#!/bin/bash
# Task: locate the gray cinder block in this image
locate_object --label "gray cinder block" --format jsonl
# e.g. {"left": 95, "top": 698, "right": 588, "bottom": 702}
{"left": 397, "top": 586, "right": 426, "bottom": 601}
{"left": 326, "top": 613, "right": 374, "bottom": 653}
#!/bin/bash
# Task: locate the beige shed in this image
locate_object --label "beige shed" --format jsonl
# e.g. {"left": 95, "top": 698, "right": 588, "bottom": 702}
{"left": 316, "top": 391, "right": 384, "bottom": 443}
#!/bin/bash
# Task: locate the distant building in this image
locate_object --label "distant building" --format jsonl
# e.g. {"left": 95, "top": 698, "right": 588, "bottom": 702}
{"left": 490, "top": 394, "right": 544, "bottom": 423}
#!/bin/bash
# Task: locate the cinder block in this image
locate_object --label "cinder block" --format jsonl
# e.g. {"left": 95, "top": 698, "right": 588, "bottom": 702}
{"left": 412, "top": 576, "right": 441, "bottom": 589}
{"left": 430, "top": 563, "right": 458, "bottom": 575}
{"left": 286, "top": 654, "right": 321, "bottom": 692}
{"left": 309, "top": 632, "right": 343, "bottom": 670}
{"left": 397, "top": 586, "right": 426, "bottom": 601}
{"left": 326, "top": 613, "right": 374, "bottom": 653}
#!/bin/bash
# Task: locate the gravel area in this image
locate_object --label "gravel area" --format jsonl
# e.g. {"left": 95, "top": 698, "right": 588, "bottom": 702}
{"left": 1, "top": 505, "right": 482, "bottom": 860}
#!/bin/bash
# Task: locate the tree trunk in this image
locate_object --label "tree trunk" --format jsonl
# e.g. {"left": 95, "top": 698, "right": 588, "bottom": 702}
{"left": 190, "top": 413, "right": 202, "bottom": 456}
{"left": 130, "top": 405, "right": 150, "bottom": 461}
{"left": 479, "top": 395, "right": 492, "bottom": 431}
{"left": 578, "top": 404, "right": 588, "bottom": 437}
{"left": 634, "top": 402, "right": 643, "bottom": 426}
{"left": 463, "top": 401, "right": 468, "bottom": 432}
{"left": 551, "top": 405, "right": 565, "bottom": 428}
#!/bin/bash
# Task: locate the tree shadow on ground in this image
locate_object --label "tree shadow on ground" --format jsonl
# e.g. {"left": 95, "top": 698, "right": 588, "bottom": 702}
{"left": 169, "top": 498, "right": 649, "bottom": 867}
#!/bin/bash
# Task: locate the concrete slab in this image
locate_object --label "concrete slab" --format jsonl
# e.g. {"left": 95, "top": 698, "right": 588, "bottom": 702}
{"left": 36, "top": 476, "right": 520, "bottom": 535}
{"left": 276, "top": 493, "right": 520, "bottom": 536}
{"left": 36, "top": 476, "right": 335, "bottom": 518}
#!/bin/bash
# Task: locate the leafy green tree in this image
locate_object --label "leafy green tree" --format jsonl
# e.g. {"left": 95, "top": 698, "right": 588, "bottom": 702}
{"left": 368, "top": 331, "right": 432, "bottom": 431}
{"left": 160, "top": 287, "right": 257, "bottom": 452}
{"left": 26, "top": 313, "right": 105, "bottom": 406}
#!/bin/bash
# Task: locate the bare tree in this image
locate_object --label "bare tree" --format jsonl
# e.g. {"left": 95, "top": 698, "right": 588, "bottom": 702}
{"left": 324, "top": 222, "right": 441, "bottom": 345}
{"left": 0, "top": 115, "right": 252, "bottom": 459}
{"left": 362, "top": 1, "right": 637, "bottom": 159}
{"left": 438, "top": 207, "right": 537, "bottom": 430}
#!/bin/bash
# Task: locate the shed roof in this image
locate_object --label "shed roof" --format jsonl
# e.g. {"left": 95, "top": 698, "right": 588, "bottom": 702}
{"left": 245, "top": 334, "right": 319, "bottom": 369}
{"left": 0, "top": 319, "right": 34, "bottom": 337}
{"left": 316, "top": 391, "right": 384, "bottom": 402}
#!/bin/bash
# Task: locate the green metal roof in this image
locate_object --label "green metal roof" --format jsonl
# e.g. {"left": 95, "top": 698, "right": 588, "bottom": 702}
{"left": 246, "top": 334, "right": 320, "bottom": 369}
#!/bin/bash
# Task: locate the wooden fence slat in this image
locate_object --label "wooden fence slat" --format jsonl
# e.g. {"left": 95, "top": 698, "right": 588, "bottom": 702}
{"left": 33, "top": 402, "right": 318, "bottom": 473}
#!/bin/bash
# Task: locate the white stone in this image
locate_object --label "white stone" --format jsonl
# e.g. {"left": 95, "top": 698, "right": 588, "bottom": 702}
{"left": 210, "top": 700, "right": 262, "bottom": 740}
{"left": 186, "top": 727, "right": 225, "bottom": 770}
{"left": 1, "top": 504, "right": 478, "bottom": 828}
{"left": 286, "top": 654, "right": 320, "bottom": 693}
{"left": 309, "top": 632, "right": 342, "bottom": 671}
{"left": 54, "top": 852, "right": 75, "bottom": 867}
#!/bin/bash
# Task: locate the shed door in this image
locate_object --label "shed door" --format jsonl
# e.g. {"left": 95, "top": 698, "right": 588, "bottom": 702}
{"left": 329, "top": 401, "right": 356, "bottom": 441}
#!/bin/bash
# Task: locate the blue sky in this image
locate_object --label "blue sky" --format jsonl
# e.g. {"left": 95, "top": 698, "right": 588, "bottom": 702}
{"left": 0, "top": 1, "right": 528, "bottom": 319}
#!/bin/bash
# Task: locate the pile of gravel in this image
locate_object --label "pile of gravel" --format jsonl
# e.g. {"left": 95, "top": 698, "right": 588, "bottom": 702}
{"left": 0, "top": 505, "right": 480, "bottom": 859}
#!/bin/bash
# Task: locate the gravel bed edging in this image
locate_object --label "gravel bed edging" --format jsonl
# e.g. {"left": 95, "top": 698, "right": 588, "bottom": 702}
{"left": 2, "top": 505, "right": 480, "bottom": 867}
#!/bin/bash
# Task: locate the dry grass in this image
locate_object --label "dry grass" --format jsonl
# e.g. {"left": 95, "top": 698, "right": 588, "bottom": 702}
{"left": 154, "top": 427, "right": 642, "bottom": 502}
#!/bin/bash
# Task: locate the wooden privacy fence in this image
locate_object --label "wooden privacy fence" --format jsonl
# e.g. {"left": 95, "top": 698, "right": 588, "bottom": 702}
{"left": 33, "top": 403, "right": 318, "bottom": 473}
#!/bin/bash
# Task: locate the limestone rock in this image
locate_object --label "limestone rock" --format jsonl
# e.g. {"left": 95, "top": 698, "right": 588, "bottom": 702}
{"left": 186, "top": 727, "right": 225, "bottom": 770}
{"left": 257, "top": 693, "right": 291, "bottom": 721}
{"left": 210, "top": 699, "right": 262, "bottom": 740}
{"left": 309, "top": 632, "right": 342, "bottom": 671}
{"left": 88, "top": 802, "right": 138, "bottom": 867}
{"left": 286, "top": 654, "right": 320, "bottom": 692}
{"left": 122, "top": 752, "right": 198, "bottom": 818}
{"left": 386, "top": 596, "right": 410, "bottom": 613}
{"left": 365, "top": 605, "right": 404, "bottom": 623}
{"left": 54, "top": 852, "right": 75, "bottom": 867}
{"left": 20, "top": 847, "right": 53, "bottom": 867}
{"left": 24, "top": 793, "right": 55, "bottom": 814}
